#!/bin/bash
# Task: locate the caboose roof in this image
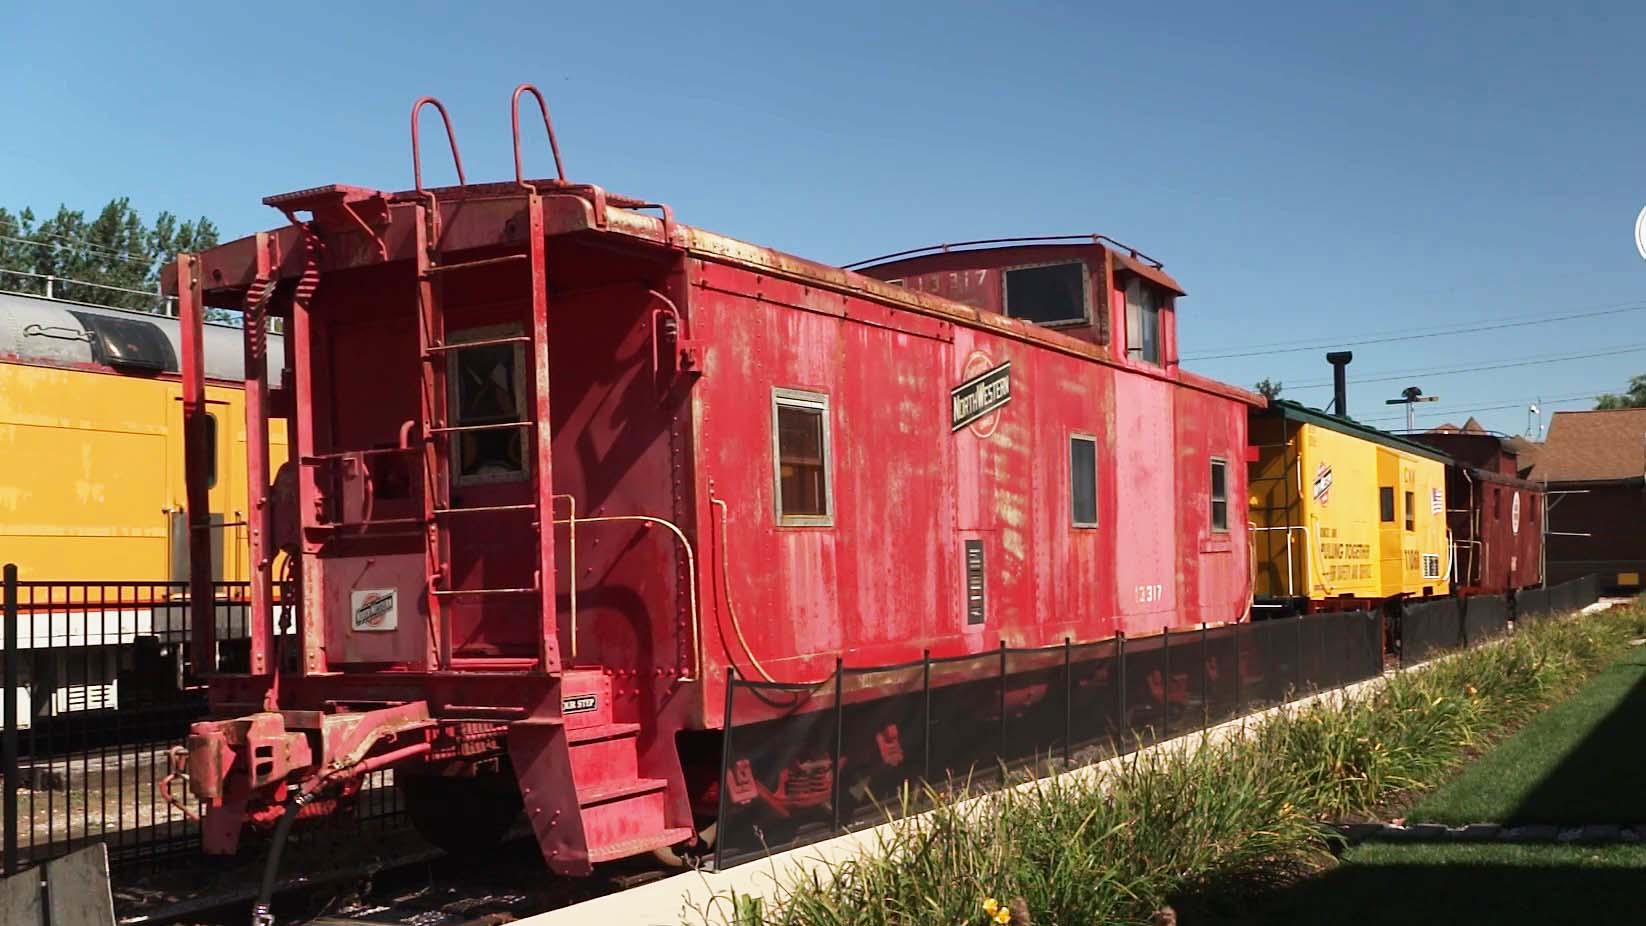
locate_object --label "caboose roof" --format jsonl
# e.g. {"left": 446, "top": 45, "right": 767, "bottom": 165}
{"left": 1266, "top": 399, "right": 1452, "bottom": 464}
{"left": 165, "top": 181, "right": 1259, "bottom": 408}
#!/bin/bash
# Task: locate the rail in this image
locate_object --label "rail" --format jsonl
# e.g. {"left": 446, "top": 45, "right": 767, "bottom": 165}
{"left": 0, "top": 267, "right": 177, "bottom": 315}
{"left": 410, "top": 96, "right": 467, "bottom": 195}
{"left": 549, "top": 513, "right": 700, "bottom": 683}
{"left": 842, "top": 234, "right": 1166, "bottom": 271}
{"left": 511, "top": 83, "right": 566, "bottom": 187}
{"left": 1248, "top": 524, "right": 1310, "bottom": 597}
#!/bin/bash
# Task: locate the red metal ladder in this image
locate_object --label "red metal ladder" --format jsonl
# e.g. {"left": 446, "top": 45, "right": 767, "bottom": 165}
{"left": 410, "top": 97, "right": 557, "bottom": 672}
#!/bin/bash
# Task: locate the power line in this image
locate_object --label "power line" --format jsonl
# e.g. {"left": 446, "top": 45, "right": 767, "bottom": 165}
{"left": 1184, "top": 300, "right": 1646, "bottom": 361}
{"left": 0, "top": 231, "right": 157, "bottom": 268}
{"left": 1288, "top": 344, "right": 1646, "bottom": 390}
{"left": 1356, "top": 392, "right": 1601, "bottom": 426}
{"left": 0, "top": 216, "right": 161, "bottom": 265}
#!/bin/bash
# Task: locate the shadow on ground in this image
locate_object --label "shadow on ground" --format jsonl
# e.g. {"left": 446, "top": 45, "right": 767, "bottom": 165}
{"left": 1500, "top": 655, "right": 1646, "bottom": 823}
{"left": 1175, "top": 845, "right": 1646, "bottom": 925}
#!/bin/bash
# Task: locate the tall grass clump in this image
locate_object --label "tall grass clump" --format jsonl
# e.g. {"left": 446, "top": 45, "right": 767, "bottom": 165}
{"left": 693, "top": 603, "right": 1645, "bottom": 926}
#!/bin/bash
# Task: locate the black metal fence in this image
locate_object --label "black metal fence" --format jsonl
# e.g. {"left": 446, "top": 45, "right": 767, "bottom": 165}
{"left": 716, "top": 575, "right": 1614, "bottom": 869}
{"left": 1, "top": 568, "right": 404, "bottom": 876}
{"left": 716, "top": 611, "right": 1385, "bottom": 868}
{"left": 1517, "top": 574, "right": 1603, "bottom": 624}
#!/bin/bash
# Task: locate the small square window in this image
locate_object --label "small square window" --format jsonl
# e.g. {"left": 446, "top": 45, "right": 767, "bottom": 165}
{"left": 1210, "top": 459, "right": 1229, "bottom": 531}
{"left": 1070, "top": 436, "right": 1098, "bottom": 527}
{"left": 1125, "top": 279, "right": 1163, "bottom": 364}
{"left": 1379, "top": 487, "right": 1395, "bottom": 523}
{"left": 1404, "top": 491, "right": 1415, "bottom": 532}
{"left": 1003, "top": 262, "right": 1088, "bottom": 326}
{"left": 448, "top": 328, "right": 530, "bottom": 487}
{"left": 773, "top": 389, "right": 831, "bottom": 525}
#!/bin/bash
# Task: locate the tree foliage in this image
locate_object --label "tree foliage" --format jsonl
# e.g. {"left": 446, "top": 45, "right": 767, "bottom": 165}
{"left": 1595, "top": 375, "right": 1646, "bottom": 410}
{"left": 0, "top": 198, "right": 219, "bottom": 314}
{"left": 1254, "top": 378, "right": 1283, "bottom": 401}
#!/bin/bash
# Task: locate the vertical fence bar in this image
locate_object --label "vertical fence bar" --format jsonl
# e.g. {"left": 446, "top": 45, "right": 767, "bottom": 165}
{"left": 830, "top": 657, "right": 844, "bottom": 833}
{"left": 1234, "top": 620, "right": 1245, "bottom": 717}
{"left": 921, "top": 649, "right": 931, "bottom": 786}
{"left": 1062, "top": 638, "right": 1072, "bottom": 768}
{"left": 714, "top": 666, "right": 734, "bottom": 872}
{"left": 997, "top": 641, "right": 1008, "bottom": 767}
{"left": 3, "top": 564, "right": 17, "bottom": 876}
{"left": 1115, "top": 633, "right": 1127, "bottom": 751}
{"left": 1293, "top": 613, "right": 1304, "bottom": 695}
{"left": 1161, "top": 627, "right": 1171, "bottom": 739}
{"left": 1200, "top": 622, "right": 1209, "bottom": 731}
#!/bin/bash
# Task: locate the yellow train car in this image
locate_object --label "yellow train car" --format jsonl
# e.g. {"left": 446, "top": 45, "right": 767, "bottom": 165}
{"left": 0, "top": 289, "right": 287, "bottom": 584}
{"left": 1249, "top": 401, "right": 1450, "bottom": 614}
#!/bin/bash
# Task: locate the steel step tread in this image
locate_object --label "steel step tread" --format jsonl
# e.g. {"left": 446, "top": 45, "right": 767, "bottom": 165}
{"left": 567, "top": 721, "right": 641, "bottom": 744}
{"left": 577, "top": 776, "right": 668, "bottom": 807}
{"left": 587, "top": 826, "right": 696, "bottom": 864}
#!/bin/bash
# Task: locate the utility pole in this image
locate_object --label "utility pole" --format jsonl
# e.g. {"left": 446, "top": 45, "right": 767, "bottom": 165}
{"left": 1385, "top": 385, "right": 1439, "bottom": 432}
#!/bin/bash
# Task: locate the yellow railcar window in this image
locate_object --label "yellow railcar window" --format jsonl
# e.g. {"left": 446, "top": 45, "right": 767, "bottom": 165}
{"left": 1379, "top": 487, "right": 1395, "bottom": 523}
{"left": 204, "top": 412, "right": 218, "bottom": 489}
{"left": 1404, "top": 491, "right": 1414, "bottom": 532}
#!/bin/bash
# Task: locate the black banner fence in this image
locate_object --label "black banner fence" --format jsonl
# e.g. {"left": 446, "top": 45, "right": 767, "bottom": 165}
{"left": 717, "top": 575, "right": 1612, "bottom": 869}
{"left": 1, "top": 570, "right": 406, "bottom": 877}
{"left": 716, "top": 610, "right": 1386, "bottom": 868}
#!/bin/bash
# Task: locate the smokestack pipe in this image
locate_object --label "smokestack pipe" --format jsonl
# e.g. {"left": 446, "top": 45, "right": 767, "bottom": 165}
{"left": 1326, "top": 351, "right": 1353, "bottom": 417}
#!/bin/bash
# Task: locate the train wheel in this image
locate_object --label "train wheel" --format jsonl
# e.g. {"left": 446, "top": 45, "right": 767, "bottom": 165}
{"left": 400, "top": 773, "right": 523, "bottom": 855}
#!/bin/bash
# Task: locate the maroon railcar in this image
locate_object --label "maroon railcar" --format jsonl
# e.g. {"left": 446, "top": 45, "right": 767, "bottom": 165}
{"left": 166, "top": 90, "right": 1260, "bottom": 877}
{"left": 1409, "top": 429, "right": 1544, "bottom": 594}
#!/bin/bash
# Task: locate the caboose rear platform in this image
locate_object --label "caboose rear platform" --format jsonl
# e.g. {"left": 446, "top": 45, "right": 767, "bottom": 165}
{"left": 164, "top": 86, "right": 1261, "bottom": 882}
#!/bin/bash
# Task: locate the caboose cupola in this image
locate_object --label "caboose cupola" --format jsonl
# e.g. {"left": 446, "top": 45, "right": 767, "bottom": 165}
{"left": 847, "top": 234, "right": 1183, "bottom": 366}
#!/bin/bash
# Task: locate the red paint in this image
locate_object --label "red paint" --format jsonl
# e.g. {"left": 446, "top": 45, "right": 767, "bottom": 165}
{"left": 165, "top": 89, "right": 1263, "bottom": 874}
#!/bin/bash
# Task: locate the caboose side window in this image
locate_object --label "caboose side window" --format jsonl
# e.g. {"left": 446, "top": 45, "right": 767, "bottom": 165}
{"left": 1210, "top": 458, "right": 1229, "bottom": 531}
{"left": 773, "top": 388, "right": 831, "bottom": 526}
{"left": 1003, "top": 262, "right": 1088, "bottom": 327}
{"left": 1404, "top": 491, "right": 1415, "bottom": 532}
{"left": 447, "top": 326, "right": 530, "bottom": 486}
{"left": 1379, "top": 487, "right": 1395, "bottom": 523}
{"left": 1125, "top": 279, "right": 1162, "bottom": 364}
{"left": 1070, "top": 435, "right": 1098, "bottom": 527}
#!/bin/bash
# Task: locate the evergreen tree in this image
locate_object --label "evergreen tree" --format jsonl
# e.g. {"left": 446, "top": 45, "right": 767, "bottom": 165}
{"left": 0, "top": 198, "right": 219, "bottom": 314}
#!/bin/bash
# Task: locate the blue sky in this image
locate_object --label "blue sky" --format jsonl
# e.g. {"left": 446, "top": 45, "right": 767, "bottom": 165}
{"left": 4, "top": 2, "right": 1643, "bottom": 435}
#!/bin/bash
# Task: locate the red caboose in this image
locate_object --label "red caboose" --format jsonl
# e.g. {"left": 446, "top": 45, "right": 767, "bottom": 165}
{"left": 167, "top": 89, "right": 1261, "bottom": 876}
{"left": 1408, "top": 426, "right": 1545, "bottom": 594}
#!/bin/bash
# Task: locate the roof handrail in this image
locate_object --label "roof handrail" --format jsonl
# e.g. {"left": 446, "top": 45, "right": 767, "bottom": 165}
{"left": 411, "top": 96, "right": 468, "bottom": 194}
{"left": 842, "top": 234, "right": 1164, "bottom": 271}
{"left": 510, "top": 83, "right": 567, "bottom": 189}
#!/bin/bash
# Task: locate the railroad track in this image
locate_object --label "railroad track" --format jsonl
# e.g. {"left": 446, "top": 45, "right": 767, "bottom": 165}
{"left": 116, "top": 832, "right": 679, "bottom": 925}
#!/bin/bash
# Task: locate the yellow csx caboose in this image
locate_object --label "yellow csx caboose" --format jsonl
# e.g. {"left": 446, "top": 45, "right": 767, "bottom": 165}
{"left": 1249, "top": 400, "right": 1451, "bottom": 615}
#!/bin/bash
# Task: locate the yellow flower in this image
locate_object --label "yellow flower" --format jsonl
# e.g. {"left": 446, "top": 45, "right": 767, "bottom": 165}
{"left": 993, "top": 908, "right": 1012, "bottom": 925}
{"left": 983, "top": 898, "right": 1000, "bottom": 915}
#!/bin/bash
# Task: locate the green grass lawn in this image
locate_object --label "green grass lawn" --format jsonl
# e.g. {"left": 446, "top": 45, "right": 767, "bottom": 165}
{"left": 1407, "top": 648, "right": 1646, "bottom": 825}
{"left": 1180, "top": 644, "right": 1646, "bottom": 925}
